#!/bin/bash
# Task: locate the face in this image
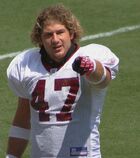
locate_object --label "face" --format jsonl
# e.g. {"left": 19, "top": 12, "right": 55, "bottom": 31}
{"left": 41, "top": 21, "right": 74, "bottom": 62}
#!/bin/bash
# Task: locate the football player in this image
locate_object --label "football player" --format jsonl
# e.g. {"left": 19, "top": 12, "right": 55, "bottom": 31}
{"left": 6, "top": 4, "right": 119, "bottom": 158}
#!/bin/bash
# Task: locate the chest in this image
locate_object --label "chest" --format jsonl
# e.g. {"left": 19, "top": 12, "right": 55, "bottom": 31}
{"left": 28, "top": 67, "right": 82, "bottom": 123}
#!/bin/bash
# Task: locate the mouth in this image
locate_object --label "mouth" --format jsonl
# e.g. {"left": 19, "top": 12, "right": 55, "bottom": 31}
{"left": 53, "top": 45, "right": 62, "bottom": 52}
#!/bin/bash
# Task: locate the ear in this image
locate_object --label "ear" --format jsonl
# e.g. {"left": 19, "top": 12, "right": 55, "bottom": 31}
{"left": 70, "top": 33, "right": 75, "bottom": 40}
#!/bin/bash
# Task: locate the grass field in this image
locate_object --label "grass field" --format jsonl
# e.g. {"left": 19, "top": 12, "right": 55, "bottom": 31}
{"left": 0, "top": 0, "right": 140, "bottom": 157}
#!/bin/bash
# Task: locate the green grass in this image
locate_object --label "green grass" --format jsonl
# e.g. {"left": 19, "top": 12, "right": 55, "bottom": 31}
{"left": 98, "top": 29, "right": 140, "bottom": 157}
{"left": 0, "top": 0, "right": 140, "bottom": 157}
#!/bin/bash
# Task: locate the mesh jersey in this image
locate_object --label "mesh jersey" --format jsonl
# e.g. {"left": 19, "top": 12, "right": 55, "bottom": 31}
{"left": 7, "top": 44, "right": 119, "bottom": 158}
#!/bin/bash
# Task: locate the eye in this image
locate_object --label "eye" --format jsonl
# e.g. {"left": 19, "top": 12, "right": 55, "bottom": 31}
{"left": 42, "top": 32, "right": 53, "bottom": 38}
{"left": 56, "top": 29, "right": 65, "bottom": 35}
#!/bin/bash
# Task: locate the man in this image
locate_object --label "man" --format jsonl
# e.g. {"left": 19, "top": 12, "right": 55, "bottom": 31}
{"left": 6, "top": 4, "right": 119, "bottom": 158}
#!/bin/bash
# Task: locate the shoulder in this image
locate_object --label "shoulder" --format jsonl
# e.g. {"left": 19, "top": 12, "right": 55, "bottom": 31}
{"left": 7, "top": 47, "right": 41, "bottom": 98}
{"left": 12, "top": 47, "right": 40, "bottom": 64}
{"left": 79, "top": 43, "right": 112, "bottom": 55}
{"left": 7, "top": 47, "right": 41, "bottom": 82}
{"left": 78, "top": 43, "right": 119, "bottom": 79}
{"left": 79, "top": 43, "right": 119, "bottom": 62}
{"left": 7, "top": 47, "right": 40, "bottom": 72}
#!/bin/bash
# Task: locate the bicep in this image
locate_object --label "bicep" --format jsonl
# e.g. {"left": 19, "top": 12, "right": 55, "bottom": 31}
{"left": 12, "top": 97, "right": 30, "bottom": 129}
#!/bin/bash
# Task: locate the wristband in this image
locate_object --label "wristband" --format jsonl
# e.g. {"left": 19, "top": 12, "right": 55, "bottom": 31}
{"left": 6, "top": 154, "right": 17, "bottom": 158}
{"left": 9, "top": 125, "right": 30, "bottom": 140}
{"left": 92, "top": 65, "right": 107, "bottom": 85}
{"left": 91, "top": 59, "right": 97, "bottom": 73}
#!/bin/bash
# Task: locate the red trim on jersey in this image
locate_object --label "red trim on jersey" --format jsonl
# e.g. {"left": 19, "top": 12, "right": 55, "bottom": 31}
{"left": 105, "top": 66, "right": 112, "bottom": 80}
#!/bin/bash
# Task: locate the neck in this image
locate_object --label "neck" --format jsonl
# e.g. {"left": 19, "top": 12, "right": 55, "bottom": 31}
{"left": 40, "top": 43, "right": 79, "bottom": 68}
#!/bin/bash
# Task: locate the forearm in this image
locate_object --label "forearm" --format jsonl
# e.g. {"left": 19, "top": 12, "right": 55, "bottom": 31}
{"left": 6, "top": 98, "right": 31, "bottom": 158}
{"left": 86, "top": 60, "right": 111, "bottom": 88}
{"left": 6, "top": 137, "right": 29, "bottom": 158}
{"left": 6, "top": 125, "right": 30, "bottom": 157}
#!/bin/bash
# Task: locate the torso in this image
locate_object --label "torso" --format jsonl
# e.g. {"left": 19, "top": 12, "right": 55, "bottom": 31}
{"left": 7, "top": 44, "right": 119, "bottom": 157}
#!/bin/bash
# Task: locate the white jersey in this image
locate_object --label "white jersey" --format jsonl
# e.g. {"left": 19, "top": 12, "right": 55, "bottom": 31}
{"left": 7, "top": 44, "right": 119, "bottom": 158}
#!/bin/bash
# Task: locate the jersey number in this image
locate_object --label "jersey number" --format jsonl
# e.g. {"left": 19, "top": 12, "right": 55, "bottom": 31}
{"left": 31, "top": 78, "right": 79, "bottom": 122}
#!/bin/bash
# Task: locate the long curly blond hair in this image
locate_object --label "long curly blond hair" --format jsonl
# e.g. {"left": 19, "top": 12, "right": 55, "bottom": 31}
{"left": 31, "top": 4, "right": 83, "bottom": 47}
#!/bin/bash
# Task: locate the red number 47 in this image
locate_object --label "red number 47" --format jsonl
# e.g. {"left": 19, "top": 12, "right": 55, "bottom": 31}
{"left": 31, "top": 77, "right": 79, "bottom": 122}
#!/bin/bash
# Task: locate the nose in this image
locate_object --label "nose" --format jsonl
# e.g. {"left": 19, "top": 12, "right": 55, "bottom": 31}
{"left": 51, "top": 33, "right": 59, "bottom": 44}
